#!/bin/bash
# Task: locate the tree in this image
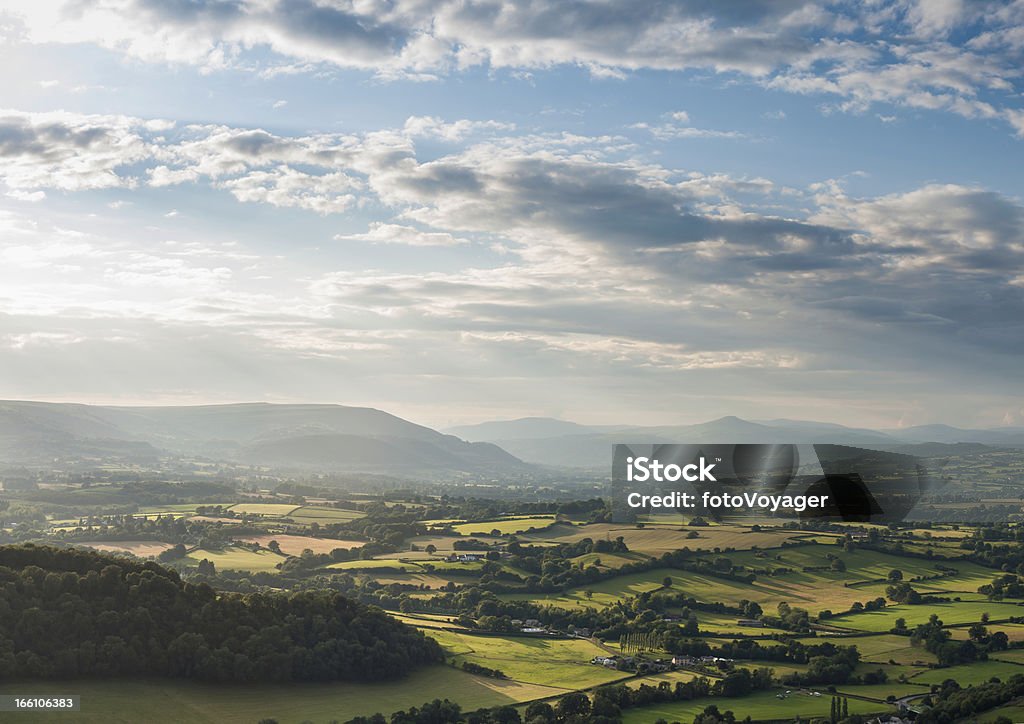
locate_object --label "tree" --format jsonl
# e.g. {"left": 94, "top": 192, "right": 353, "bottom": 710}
{"left": 663, "top": 576, "right": 673, "bottom": 588}
{"left": 425, "top": 544, "right": 437, "bottom": 555}
{"left": 888, "top": 569, "right": 903, "bottom": 582}
{"left": 555, "top": 692, "right": 590, "bottom": 720}
{"left": 524, "top": 701, "right": 554, "bottom": 723}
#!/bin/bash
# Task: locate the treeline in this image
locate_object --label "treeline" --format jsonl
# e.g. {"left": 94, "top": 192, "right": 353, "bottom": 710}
{"left": 0, "top": 544, "right": 441, "bottom": 682}
{"left": 917, "top": 674, "right": 1024, "bottom": 723}
{"left": 892, "top": 612, "right": 1008, "bottom": 666}
{"left": 340, "top": 672, "right": 772, "bottom": 723}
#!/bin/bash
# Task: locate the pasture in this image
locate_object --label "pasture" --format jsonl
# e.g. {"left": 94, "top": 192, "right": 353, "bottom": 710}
{"left": 911, "top": 659, "right": 1024, "bottom": 686}
{"left": 227, "top": 503, "right": 300, "bottom": 516}
{"left": 287, "top": 506, "right": 365, "bottom": 524}
{"left": 75, "top": 541, "right": 174, "bottom": 557}
{"left": 184, "top": 546, "right": 287, "bottom": 573}
{"left": 522, "top": 522, "right": 802, "bottom": 555}
{"left": 620, "top": 688, "right": 891, "bottom": 724}
{"left": 423, "top": 630, "right": 631, "bottom": 689}
{"left": 827, "top": 600, "right": 1024, "bottom": 632}
{"left": 0, "top": 666, "right": 560, "bottom": 723}
{"left": 794, "top": 634, "right": 937, "bottom": 665}
{"left": 235, "top": 534, "right": 364, "bottom": 555}
{"left": 452, "top": 516, "right": 557, "bottom": 536}
{"left": 503, "top": 566, "right": 895, "bottom": 613}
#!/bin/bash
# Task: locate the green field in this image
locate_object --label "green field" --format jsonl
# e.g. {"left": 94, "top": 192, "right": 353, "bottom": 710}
{"left": 523, "top": 523, "right": 802, "bottom": 556}
{"left": 950, "top": 623, "right": 1024, "bottom": 642}
{"left": 620, "top": 689, "right": 891, "bottom": 723}
{"left": 992, "top": 649, "right": 1024, "bottom": 663}
{"left": 501, "top": 565, "right": 893, "bottom": 613}
{"left": 835, "top": 681, "right": 930, "bottom": 700}
{"left": 911, "top": 659, "right": 1024, "bottom": 686}
{"left": 719, "top": 543, "right": 997, "bottom": 592}
{"left": 184, "top": 546, "right": 287, "bottom": 573}
{"left": 0, "top": 667, "right": 560, "bottom": 723}
{"left": 569, "top": 551, "right": 650, "bottom": 569}
{"left": 452, "top": 516, "right": 557, "bottom": 536}
{"left": 794, "top": 634, "right": 937, "bottom": 665}
{"left": 979, "top": 700, "right": 1024, "bottom": 722}
{"left": 423, "top": 630, "right": 631, "bottom": 689}
{"left": 287, "top": 506, "right": 366, "bottom": 523}
{"left": 827, "top": 600, "right": 1024, "bottom": 632}
{"left": 227, "top": 503, "right": 301, "bottom": 516}
{"left": 683, "top": 610, "right": 788, "bottom": 635}
{"left": 329, "top": 559, "right": 424, "bottom": 571}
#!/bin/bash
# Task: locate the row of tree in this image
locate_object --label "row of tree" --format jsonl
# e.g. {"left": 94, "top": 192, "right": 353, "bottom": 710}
{"left": 0, "top": 544, "right": 441, "bottom": 682}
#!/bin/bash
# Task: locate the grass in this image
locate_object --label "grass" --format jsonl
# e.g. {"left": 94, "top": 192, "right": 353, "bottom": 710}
{"left": 720, "top": 543, "right": 997, "bottom": 593}
{"left": 234, "top": 534, "right": 364, "bottom": 555}
{"left": 328, "top": 559, "right": 423, "bottom": 571}
{"left": 74, "top": 541, "right": 175, "bottom": 557}
{"left": 911, "top": 659, "right": 1024, "bottom": 686}
{"left": 793, "top": 634, "right": 937, "bottom": 665}
{"left": 138, "top": 504, "right": 235, "bottom": 514}
{"left": 950, "top": 624, "right": 1024, "bottom": 642}
{"left": 522, "top": 523, "right": 801, "bottom": 556}
{"left": 365, "top": 573, "right": 458, "bottom": 589}
{"left": 991, "top": 649, "right": 1024, "bottom": 664}
{"left": 978, "top": 701, "right": 1024, "bottom": 722}
{"left": 834, "top": 682, "right": 930, "bottom": 700}
{"left": 184, "top": 546, "right": 287, "bottom": 573}
{"left": 501, "top": 565, "right": 892, "bottom": 613}
{"left": 422, "top": 630, "right": 631, "bottom": 689}
{"left": 406, "top": 534, "right": 503, "bottom": 553}
{"left": 619, "top": 688, "right": 891, "bottom": 723}
{"left": 0, "top": 667, "right": 560, "bottom": 723}
{"left": 680, "top": 610, "right": 788, "bottom": 635}
{"left": 451, "top": 517, "right": 557, "bottom": 536}
{"left": 287, "top": 506, "right": 365, "bottom": 524}
{"left": 827, "top": 600, "right": 1024, "bottom": 633}
{"left": 227, "top": 503, "right": 301, "bottom": 516}
{"left": 570, "top": 552, "right": 650, "bottom": 569}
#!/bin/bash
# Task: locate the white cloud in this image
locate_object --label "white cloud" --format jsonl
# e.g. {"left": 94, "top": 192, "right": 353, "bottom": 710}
{"left": 334, "top": 222, "right": 469, "bottom": 247}
{"left": 4, "top": 1, "right": 1022, "bottom": 133}
{"left": 0, "top": 109, "right": 152, "bottom": 191}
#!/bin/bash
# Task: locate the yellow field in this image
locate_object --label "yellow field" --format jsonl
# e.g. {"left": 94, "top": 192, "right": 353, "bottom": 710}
{"left": 75, "top": 541, "right": 175, "bottom": 557}
{"left": 452, "top": 517, "right": 557, "bottom": 536}
{"left": 523, "top": 522, "right": 802, "bottom": 555}
{"left": 0, "top": 667, "right": 559, "bottom": 723}
{"left": 227, "top": 503, "right": 301, "bottom": 516}
{"left": 423, "top": 630, "right": 631, "bottom": 689}
{"left": 235, "top": 534, "right": 364, "bottom": 555}
{"left": 184, "top": 546, "right": 287, "bottom": 573}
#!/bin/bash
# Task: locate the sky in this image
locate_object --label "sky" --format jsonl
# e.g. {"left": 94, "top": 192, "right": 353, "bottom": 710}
{"left": 0, "top": 0, "right": 1022, "bottom": 430}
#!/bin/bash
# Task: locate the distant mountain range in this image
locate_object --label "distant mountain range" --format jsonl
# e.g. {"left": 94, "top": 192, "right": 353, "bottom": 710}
{"left": 443, "top": 415, "right": 1024, "bottom": 468}
{"left": 2, "top": 401, "right": 1019, "bottom": 475}
{"left": 0, "top": 401, "right": 525, "bottom": 474}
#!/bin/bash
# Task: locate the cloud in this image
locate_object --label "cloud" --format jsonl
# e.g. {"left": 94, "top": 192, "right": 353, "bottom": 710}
{"left": 219, "top": 167, "right": 360, "bottom": 214}
{"left": 0, "top": 110, "right": 152, "bottom": 191}
{"left": 334, "top": 222, "right": 469, "bottom": 247}
{"left": 1, "top": 108, "right": 1022, "bottom": 424}
{"left": 5, "top": 1, "right": 1023, "bottom": 132}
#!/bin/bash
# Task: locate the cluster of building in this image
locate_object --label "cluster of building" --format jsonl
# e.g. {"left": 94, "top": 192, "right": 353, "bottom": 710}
{"left": 670, "top": 655, "right": 734, "bottom": 667}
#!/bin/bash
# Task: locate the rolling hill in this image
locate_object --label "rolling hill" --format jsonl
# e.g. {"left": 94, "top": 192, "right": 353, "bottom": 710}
{"left": 0, "top": 401, "right": 526, "bottom": 474}
{"left": 445, "top": 415, "right": 1024, "bottom": 468}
